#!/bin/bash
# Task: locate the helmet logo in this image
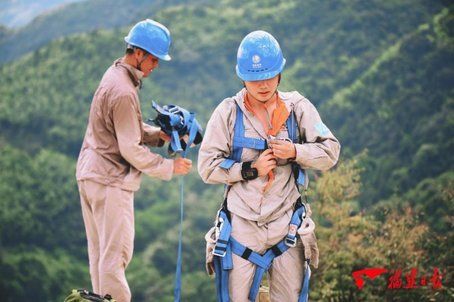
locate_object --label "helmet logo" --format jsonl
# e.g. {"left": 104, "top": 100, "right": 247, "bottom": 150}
{"left": 252, "top": 55, "right": 262, "bottom": 69}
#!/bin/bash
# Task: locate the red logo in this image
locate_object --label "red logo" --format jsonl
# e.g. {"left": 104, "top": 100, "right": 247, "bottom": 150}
{"left": 352, "top": 267, "right": 443, "bottom": 290}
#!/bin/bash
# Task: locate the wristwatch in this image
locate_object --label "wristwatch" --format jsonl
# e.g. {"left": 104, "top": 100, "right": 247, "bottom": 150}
{"left": 241, "top": 161, "right": 258, "bottom": 180}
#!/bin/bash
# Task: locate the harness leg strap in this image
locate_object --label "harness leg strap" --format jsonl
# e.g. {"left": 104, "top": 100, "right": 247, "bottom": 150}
{"left": 220, "top": 260, "right": 230, "bottom": 302}
{"left": 214, "top": 255, "right": 231, "bottom": 302}
{"left": 249, "top": 266, "right": 267, "bottom": 302}
{"left": 298, "top": 260, "right": 311, "bottom": 302}
{"left": 213, "top": 204, "right": 312, "bottom": 302}
{"left": 213, "top": 256, "right": 223, "bottom": 302}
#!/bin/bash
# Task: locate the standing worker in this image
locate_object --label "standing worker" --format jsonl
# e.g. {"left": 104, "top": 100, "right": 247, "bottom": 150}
{"left": 76, "top": 19, "right": 192, "bottom": 302}
{"left": 198, "top": 30, "right": 340, "bottom": 301}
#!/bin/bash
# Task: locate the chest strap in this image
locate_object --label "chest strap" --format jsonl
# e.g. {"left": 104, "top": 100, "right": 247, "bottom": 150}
{"left": 220, "top": 103, "right": 307, "bottom": 189}
{"left": 220, "top": 104, "right": 267, "bottom": 170}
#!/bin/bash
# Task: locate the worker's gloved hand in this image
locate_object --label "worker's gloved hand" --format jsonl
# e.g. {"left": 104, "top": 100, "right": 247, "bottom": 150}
{"left": 205, "top": 227, "right": 216, "bottom": 275}
{"left": 173, "top": 158, "right": 192, "bottom": 175}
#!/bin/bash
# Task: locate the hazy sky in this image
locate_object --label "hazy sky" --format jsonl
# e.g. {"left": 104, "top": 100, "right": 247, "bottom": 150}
{"left": 0, "top": 0, "right": 83, "bottom": 28}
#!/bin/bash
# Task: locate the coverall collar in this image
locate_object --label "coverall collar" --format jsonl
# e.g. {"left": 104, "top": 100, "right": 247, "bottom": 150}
{"left": 114, "top": 58, "right": 144, "bottom": 88}
{"left": 234, "top": 88, "right": 292, "bottom": 139}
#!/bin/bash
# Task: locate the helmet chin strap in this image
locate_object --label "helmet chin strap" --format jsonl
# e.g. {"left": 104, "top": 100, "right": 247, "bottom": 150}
{"left": 136, "top": 51, "right": 148, "bottom": 72}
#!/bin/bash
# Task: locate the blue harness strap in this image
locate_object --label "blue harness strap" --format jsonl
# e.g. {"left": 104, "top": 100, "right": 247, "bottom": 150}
{"left": 181, "top": 113, "right": 199, "bottom": 158}
{"left": 220, "top": 104, "right": 267, "bottom": 169}
{"left": 286, "top": 110, "right": 307, "bottom": 189}
{"left": 232, "top": 104, "right": 268, "bottom": 161}
{"left": 173, "top": 113, "right": 200, "bottom": 302}
{"left": 213, "top": 210, "right": 233, "bottom": 302}
{"left": 221, "top": 104, "right": 307, "bottom": 190}
{"left": 300, "top": 263, "right": 311, "bottom": 302}
{"left": 213, "top": 205, "right": 311, "bottom": 302}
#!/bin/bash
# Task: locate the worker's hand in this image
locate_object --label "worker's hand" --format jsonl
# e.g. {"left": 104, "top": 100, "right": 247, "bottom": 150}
{"left": 173, "top": 157, "right": 192, "bottom": 175}
{"left": 159, "top": 131, "right": 171, "bottom": 142}
{"left": 251, "top": 149, "right": 276, "bottom": 177}
{"left": 269, "top": 139, "right": 296, "bottom": 160}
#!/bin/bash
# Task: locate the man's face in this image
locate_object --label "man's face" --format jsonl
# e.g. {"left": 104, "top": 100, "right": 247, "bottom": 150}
{"left": 137, "top": 50, "right": 159, "bottom": 77}
{"left": 244, "top": 74, "right": 280, "bottom": 102}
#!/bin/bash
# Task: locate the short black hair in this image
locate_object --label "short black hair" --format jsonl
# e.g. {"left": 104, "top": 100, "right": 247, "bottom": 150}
{"left": 125, "top": 44, "right": 148, "bottom": 55}
{"left": 241, "top": 74, "right": 282, "bottom": 86}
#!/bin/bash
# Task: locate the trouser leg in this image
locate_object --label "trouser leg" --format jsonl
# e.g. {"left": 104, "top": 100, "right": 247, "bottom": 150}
{"left": 267, "top": 210, "right": 305, "bottom": 302}
{"left": 78, "top": 180, "right": 101, "bottom": 293}
{"left": 268, "top": 241, "right": 304, "bottom": 302}
{"left": 79, "top": 180, "right": 134, "bottom": 302}
{"left": 229, "top": 214, "right": 266, "bottom": 302}
{"left": 98, "top": 185, "right": 134, "bottom": 302}
{"left": 229, "top": 254, "right": 257, "bottom": 302}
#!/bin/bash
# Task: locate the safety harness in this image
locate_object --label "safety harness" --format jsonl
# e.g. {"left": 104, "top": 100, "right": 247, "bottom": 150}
{"left": 213, "top": 201, "right": 310, "bottom": 302}
{"left": 151, "top": 101, "right": 203, "bottom": 157}
{"left": 213, "top": 103, "right": 311, "bottom": 302}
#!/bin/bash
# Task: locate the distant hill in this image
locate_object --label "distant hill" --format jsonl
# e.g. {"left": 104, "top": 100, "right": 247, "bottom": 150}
{"left": 0, "top": 24, "right": 9, "bottom": 41}
{"left": 0, "top": 0, "right": 83, "bottom": 28}
{"left": 0, "top": 0, "right": 210, "bottom": 64}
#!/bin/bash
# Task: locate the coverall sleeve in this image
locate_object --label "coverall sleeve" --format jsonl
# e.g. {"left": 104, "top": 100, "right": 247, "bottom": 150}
{"left": 142, "top": 122, "right": 165, "bottom": 147}
{"left": 112, "top": 95, "right": 174, "bottom": 180}
{"left": 293, "top": 100, "right": 341, "bottom": 171}
{"left": 197, "top": 101, "right": 244, "bottom": 185}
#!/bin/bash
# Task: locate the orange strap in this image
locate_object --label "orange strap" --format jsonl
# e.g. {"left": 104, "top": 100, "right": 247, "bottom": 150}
{"left": 244, "top": 93, "right": 289, "bottom": 192}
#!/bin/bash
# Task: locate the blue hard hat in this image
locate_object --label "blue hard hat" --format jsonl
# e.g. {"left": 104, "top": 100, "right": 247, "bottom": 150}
{"left": 236, "top": 30, "right": 286, "bottom": 81}
{"left": 125, "top": 19, "right": 172, "bottom": 61}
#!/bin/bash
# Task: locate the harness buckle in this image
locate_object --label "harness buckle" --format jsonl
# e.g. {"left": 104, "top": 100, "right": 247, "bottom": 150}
{"left": 285, "top": 224, "right": 298, "bottom": 247}
{"left": 213, "top": 216, "right": 228, "bottom": 257}
{"left": 212, "top": 248, "right": 227, "bottom": 258}
{"left": 285, "top": 236, "right": 298, "bottom": 248}
{"left": 215, "top": 216, "right": 223, "bottom": 239}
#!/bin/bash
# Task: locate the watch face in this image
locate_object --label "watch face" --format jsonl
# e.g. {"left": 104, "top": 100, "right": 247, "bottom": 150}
{"left": 243, "top": 168, "right": 258, "bottom": 180}
{"left": 241, "top": 162, "right": 258, "bottom": 180}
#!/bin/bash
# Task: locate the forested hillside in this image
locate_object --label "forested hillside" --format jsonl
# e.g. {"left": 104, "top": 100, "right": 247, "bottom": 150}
{"left": 323, "top": 7, "right": 454, "bottom": 205}
{"left": 0, "top": 1, "right": 452, "bottom": 301}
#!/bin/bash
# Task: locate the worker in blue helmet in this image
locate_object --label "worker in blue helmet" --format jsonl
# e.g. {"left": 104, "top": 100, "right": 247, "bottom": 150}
{"left": 76, "top": 19, "right": 192, "bottom": 302}
{"left": 198, "top": 31, "right": 340, "bottom": 301}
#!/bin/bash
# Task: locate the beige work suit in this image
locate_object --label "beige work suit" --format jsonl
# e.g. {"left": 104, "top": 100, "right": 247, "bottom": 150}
{"left": 76, "top": 59, "right": 174, "bottom": 302}
{"left": 198, "top": 89, "right": 340, "bottom": 301}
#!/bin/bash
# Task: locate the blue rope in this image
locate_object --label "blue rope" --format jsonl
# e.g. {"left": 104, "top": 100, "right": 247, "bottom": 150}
{"left": 173, "top": 175, "right": 185, "bottom": 302}
{"left": 173, "top": 114, "right": 198, "bottom": 302}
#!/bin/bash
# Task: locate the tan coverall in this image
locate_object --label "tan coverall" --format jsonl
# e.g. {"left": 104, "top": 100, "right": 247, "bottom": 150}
{"left": 76, "top": 58, "right": 174, "bottom": 302}
{"left": 198, "top": 88, "right": 340, "bottom": 301}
